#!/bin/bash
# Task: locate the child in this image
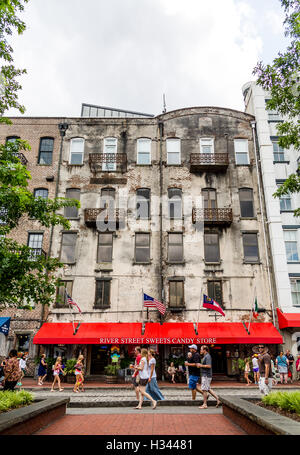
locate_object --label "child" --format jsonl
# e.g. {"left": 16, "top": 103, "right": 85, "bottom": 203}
{"left": 244, "top": 358, "right": 252, "bottom": 385}
{"left": 167, "top": 362, "right": 177, "bottom": 384}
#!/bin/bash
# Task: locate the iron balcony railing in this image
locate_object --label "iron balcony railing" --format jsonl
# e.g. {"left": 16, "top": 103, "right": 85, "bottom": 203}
{"left": 84, "top": 208, "right": 126, "bottom": 228}
{"left": 89, "top": 153, "right": 127, "bottom": 172}
{"left": 192, "top": 208, "right": 233, "bottom": 225}
{"left": 190, "top": 153, "right": 229, "bottom": 171}
{"left": 29, "top": 248, "right": 47, "bottom": 260}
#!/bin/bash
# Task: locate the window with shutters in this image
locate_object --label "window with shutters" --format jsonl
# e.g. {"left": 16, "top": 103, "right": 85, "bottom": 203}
{"left": 97, "top": 233, "right": 113, "bottom": 263}
{"left": 202, "top": 189, "right": 217, "bottom": 209}
{"left": 56, "top": 280, "right": 73, "bottom": 307}
{"left": 204, "top": 233, "right": 220, "bottom": 263}
{"left": 168, "top": 233, "right": 183, "bottom": 263}
{"left": 135, "top": 233, "right": 150, "bottom": 263}
{"left": 95, "top": 279, "right": 111, "bottom": 308}
{"left": 207, "top": 281, "right": 223, "bottom": 307}
{"left": 169, "top": 280, "right": 184, "bottom": 308}
{"left": 65, "top": 188, "right": 80, "bottom": 218}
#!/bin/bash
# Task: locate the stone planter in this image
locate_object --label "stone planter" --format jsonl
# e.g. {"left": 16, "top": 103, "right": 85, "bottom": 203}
{"left": 0, "top": 397, "right": 70, "bottom": 435}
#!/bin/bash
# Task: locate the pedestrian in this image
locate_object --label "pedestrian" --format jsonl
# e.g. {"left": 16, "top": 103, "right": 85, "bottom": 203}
{"left": 73, "top": 355, "right": 84, "bottom": 393}
{"left": 134, "top": 348, "right": 157, "bottom": 410}
{"left": 18, "top": 353, "right": 28, "bottom": 387}
{"left": 145, "top": 349, "right": 165, "bottom": 402}
{"left": 3, "top": 349, "right": 22, "bottom": 391}
{"left": 184, "top": 344, "right": 201, "bottom": 401}
{"left": 129, "top": 346, "right": 142, "bottom": 403}
{"left": 197, "top": 345, "right": 220, "bottom": 409}
{"left": 244, "top": 357, "right": 252, "bottom": 386}
{"left": 50, "top": 357, "right": 64, "bottom": 392}
{"left": 167, "top": 362, "right": 177, "bottom": 383}
{"left": 37, "top": 354, "right": 48, "bottom": 386}
{"left": 257, "top": 345, "right": 273, "bottom": 395}
{"left": 276, "top": 351, "right": 289, "bottom": 384}
{"left": 285, "top": 350, "right": 295, "bottom": 383}
{"left": 296, "top": 354, "right": 300, "bottom": 381}
{"left": 252, "top": 354, "right": 260, "bottom": 384}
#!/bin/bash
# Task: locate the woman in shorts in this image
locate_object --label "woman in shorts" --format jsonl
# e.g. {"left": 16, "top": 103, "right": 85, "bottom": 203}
{"left": 134, "top": 348, "right": 157, "bottom": 410}
{"left": 50, "top": 357, "right": 64, "bottom": 392}
{"left": 73, "top": 355, "right": 84, "bottom": 393}
{"left": 252, "top": 354, "right": 260, "bottom": 384}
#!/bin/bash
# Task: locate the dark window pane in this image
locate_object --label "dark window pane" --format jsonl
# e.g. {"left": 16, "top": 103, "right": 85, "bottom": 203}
{"left": 34, "top": 188, "right": 48, "bottom": 199}
{"left": 97, "top": 233, "right": 113, "bottom": 262}
{"left": 169, "top": 281, "right": 184, "bottom": 307}
{"left": 202, "top": 189, "right": 217, "bottom": 209}
{"left": 65, "top": 189, "right": 80, "bottom": 218}
{"left": 204, "top": 233, "right": 220, "bottom": 263}
{"left": 95, "top": 280, "right": 110, "bottom": 307}
{"left": 239, "top": 189, "right": 254, "bottom": 217}
{"left": 168, "top": 233, "right": 183, "bottom": 262}
{"left": 207, "top": 281, "right": 223, "bottom": 306}
{"left": 38, "top": 138, "right": 54, "bottom": 164}
{"left": 243, "top": 233, "right": 259, "bottom": 262}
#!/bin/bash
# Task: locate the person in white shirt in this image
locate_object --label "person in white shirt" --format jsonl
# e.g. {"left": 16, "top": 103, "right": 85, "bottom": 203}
{"left": 134, "top": 348, "right": 157, "bottom": 410}
{"left": 252, "top": 354, "right": 260, "bottom": 384}
{"left": 145, "top": 349, "right": 165, "bottom": 402}
{"left": 18, "top": 353, "right": 27, "bottom": 386}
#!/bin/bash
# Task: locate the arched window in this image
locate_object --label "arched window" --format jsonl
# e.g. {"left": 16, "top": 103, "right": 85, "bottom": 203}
{"left": 6, "top": 136, "right": 20, "bottom": 143}
{"left": 239, "top": 188, "right": 254, "bottom": 218}
{"left": 69, "top": 138, "right": 84, "bottom": 165}
{"left": 34, "top": 188, "right": 48, "bottom": 199}
{"left": 38, "top": 138, "right": 54, "bottom": 165}
{"left": 168, "top": 188, "right": 182, "bottom": 219}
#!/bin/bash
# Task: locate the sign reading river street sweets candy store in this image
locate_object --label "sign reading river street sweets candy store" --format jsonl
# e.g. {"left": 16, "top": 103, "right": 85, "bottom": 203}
{"left": 99, "top": 337, "right": 217, "bottom": 344}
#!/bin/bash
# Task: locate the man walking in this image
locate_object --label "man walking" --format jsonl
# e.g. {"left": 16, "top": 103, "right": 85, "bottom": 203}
{"left": 184, "top": 344, "right": 201, "bottom": 401}
{"left": 285, "top": 349, "right": 295, "bottom": 383}
{"left": 197, "top": 345, "right": 220, "bottom": 409}
{"left": 257, "top": 345, "right": 273, "bottom": 395}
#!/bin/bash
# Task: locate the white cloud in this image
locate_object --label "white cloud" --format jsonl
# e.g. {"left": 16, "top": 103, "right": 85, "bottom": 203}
{"left": 6, "top": 0, "right": 282, "bottom": 117}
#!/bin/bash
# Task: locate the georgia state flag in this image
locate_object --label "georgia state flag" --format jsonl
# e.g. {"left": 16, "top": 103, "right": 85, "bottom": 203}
{"left": 203, "top": 295, "right": 225, "bottom": 317}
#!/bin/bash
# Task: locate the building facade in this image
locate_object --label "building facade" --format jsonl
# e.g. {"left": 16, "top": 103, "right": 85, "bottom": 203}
{"left": 243, "top": 81, "right": 300, "bottom": 365}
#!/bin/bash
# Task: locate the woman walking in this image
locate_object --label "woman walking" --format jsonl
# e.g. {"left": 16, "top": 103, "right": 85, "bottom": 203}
{"left": 244, "top": 358, "right": 252, "bottom": 386}
{"left": 51, "top": 357, "right": 64, "bottom": 392}
{"left": 73, "top": 355, "right": 84, "bottom": 393}
{"left": 3, "top": 349, "right": 21, "bottom": 391}
{"left": 134, "top": 348, "right": 157, "bottom": 410}
{"left": 146, "top": 349, "right": 165, "bottom": 402}
{"left": 276, "top": 351, "right": 289, "bottom": 384}
{"left": 252, "top": 354, "right": 260, "bottom": 384}
{"left": 18, "top": 353, "right": 27, "bottom": 387}
{"left": 37, "top": 354, "right": 48, "bottom": 386}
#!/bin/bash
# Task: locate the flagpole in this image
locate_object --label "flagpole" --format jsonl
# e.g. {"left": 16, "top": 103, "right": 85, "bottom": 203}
{"left": 248, "top": 287, "right": 256, "bottom": 334}
{"left": 142, "top": 288, "right": 144, "bottom": 324}
{"left": 66, "top": 289, "right": 75, "bottom": 334}
{"left": 197, "top": 286, "right": 202, "bottom": 326}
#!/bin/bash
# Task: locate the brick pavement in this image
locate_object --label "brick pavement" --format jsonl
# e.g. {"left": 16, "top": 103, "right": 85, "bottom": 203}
{"left": 35, "top": 412, "right": 246, "bottom": 435}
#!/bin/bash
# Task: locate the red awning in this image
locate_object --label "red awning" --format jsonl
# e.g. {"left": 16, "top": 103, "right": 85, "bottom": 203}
{"left": 277, "top": 308, "right": 300, "bottom": 329}
{"left": 196, "top": 322, "right": 283, "bottom": 344}
{"left": 33, "top": 321, "right": 282, "bottom": 345}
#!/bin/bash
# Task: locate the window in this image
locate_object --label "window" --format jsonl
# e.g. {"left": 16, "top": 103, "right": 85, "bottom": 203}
{"left": 166, "top": 138, "right": 181, "bottom": 165}
{"left": 204, "top": 233, "right": 220, "bottom": 263}
{"left": 38, "top": 138, "right": 54, "bottom": 165}
{"left": 69, "top": 138, "right": 84, "bottom": 165}
{"left": 95, "top": 279, "right": 111, "bottom": 308}
{"left": 101, "top": 188, "right": 115, "bottom": 213}
{"left": 207, "top": 281, "right": 223, "bottom": 307}
{"left": 136, "top": 189, "right": 150, "bottom": 220}
{"left": 168, "top": 233, "right": 183, "bottom": 263}
{"left": 169, "top": 280, "right": 184, "bottom": 308}
{"left": 278, "top": 186, "right": 292, "bottom": 211}
{"left": 56, "top": 280, "right": 73, "bottom": 307}
{"left": 200, "top": 138, "right": 214, "bottom": 154}
{"left": 6, "top": 136, "right": 20, "bottom": 144}
{"left": 65, "top": 188, "right": 80, "bottom": 218}
{"left": 284, "top": 230, "right": 299, "bottom": 262}
{"left": 34, "top": 188, "right": 48, "bottom": 199}
{"left": 137, "top": 138, "right": 151, "bottom": 165}
{"left": 27, "top": 233, "right": 43, "bottom": 258}
{"left": 202, "top": 189, "right": 217, "bottom": 209}
{"left": 239, "top": 189, "right": 254, "bottom": 218}
{"left": 273, "top": 142, "right": 285, "bottom": 161}
{"left": 17, "top": 334, "right": 30, "bottom": 352}
{"left": 265, "top": 100, "right": 281, "bottom": 121}
{"left": 234, "top": 139, "right": 249, "bottom": 165}
{"left": 103, "top": 137, "right": 117, "bottom": 171}
{"left": 291, "top": 279, "right": 300, "bottom": 307}
{"left": 60, "top": 232, "right": 77, "bottom": 263}
{"left": 135, "top": 233, "right": 150, "bottom": 263}
{"left": 97, "top": 233, "right": 113, "bottom": 263}
{"left": 168, "top": 188, "right": 182, "bottom": 219}
{"left": 242, "top": 233, "right": 259, "bottom": 262}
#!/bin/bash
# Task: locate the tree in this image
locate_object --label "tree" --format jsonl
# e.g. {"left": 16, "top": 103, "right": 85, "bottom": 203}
{"left": 253, "top": 0, "right": 300, "bottom": 216}
{"left": 0, "top": 2, "right": 80, "bottom": 308}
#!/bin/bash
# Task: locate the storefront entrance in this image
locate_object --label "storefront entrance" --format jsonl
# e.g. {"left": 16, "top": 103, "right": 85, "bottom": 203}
{"left": 90, "top": 345, "right": 110, "bottom": 375}
{"left": 209, "top": 345, "right": 226, "bottom": 374}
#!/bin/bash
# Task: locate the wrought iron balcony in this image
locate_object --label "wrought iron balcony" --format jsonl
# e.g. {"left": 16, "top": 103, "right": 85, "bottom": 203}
{"left": 29, "top": 248, "right": 47, "bottom": 260}
{"left": 84, "top": 208, "right": 126, "bottom": 229}
{"left": 89, "top": 153, "right": 127, "bottom": 173}
{"left": 192, "top": 208, "right": 233, "bottom": 226}
{"left": 190, "top": 153, "right": 229, "bottom": 172}
{"left": 14, "top": 152, "right": 28, "bottom": 165}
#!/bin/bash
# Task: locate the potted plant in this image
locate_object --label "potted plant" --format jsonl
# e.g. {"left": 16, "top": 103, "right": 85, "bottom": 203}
{"left": 104, "top": 363, "right": 120, "bottom": 384}
{"left": 232, "top": 358, "right": 246, "bottom": 382}
{"left": 64, "top": 358, "right": 77, "bottom": 383}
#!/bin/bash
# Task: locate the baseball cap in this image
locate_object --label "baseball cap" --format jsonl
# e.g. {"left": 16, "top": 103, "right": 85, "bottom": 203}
{"left": 188, "top": 344, "right": 197, "bottom": 350}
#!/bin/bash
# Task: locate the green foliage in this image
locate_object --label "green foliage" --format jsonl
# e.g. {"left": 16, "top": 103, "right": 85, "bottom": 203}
{"left": 65, "top": 358, "right": 77, "bottom": 375}
{"left": 232, "top": 358, "right": 246, "bottom": 373}
{"left": 253, "top": 0, "right": 300, "bottom": 216}
{"left": 104, "top": 364, "right": 120, "bottom": 376}
{"left": 0, "top": 390, "right": 33, "bottom": 413}
{"left": 262, "top": 391, "right": 300, "bottom": 415}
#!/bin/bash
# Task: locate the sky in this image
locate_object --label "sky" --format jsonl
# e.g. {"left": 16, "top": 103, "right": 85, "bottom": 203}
{"left": 7, "top": 0, "right": 289, "bottom": 117}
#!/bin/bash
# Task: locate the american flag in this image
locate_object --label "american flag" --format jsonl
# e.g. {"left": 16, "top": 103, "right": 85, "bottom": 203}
{"left": 66, "top": 291, "right": 82, "bottom": 313}
{"left": 144, "top": 293, "right": 166, "bottom": 315}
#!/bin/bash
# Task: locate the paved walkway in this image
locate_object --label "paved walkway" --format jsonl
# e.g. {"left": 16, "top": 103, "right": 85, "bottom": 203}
{"left": 35, "top": 410, "right": 246, "bottom": 435}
